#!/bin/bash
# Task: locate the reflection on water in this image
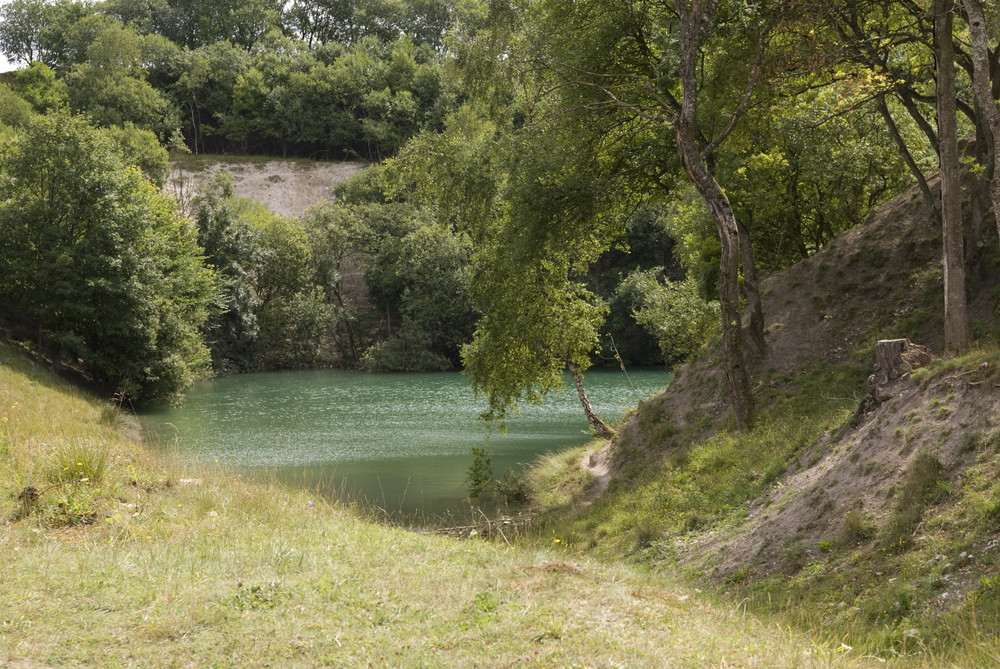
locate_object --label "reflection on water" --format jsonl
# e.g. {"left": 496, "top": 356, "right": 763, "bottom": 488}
{"left": 141, "top": 368, "right": 670, "bottom": 518}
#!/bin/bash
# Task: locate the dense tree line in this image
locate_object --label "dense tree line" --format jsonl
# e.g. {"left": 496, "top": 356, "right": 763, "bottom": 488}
{"left": 0, "top": 0, "right": 484, "bottom": 158}
{"left": 413, "top": 0, "right": 1000, "bottom": 430}
{"left": 2, "top": 0, "right": 999, "bottom": 430}
{"left": 0, "top": 112, "right": 214, "bottom": 403}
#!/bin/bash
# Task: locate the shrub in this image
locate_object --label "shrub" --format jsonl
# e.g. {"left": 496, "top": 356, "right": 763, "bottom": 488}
{"left": 493, "top": 468, "right": 532, "bottom": 505}
{"left": 880, "top": 451, "right": 948, "bottom": 551}
{"left": 466, "top": 447, "right": 493, "bottom": 499}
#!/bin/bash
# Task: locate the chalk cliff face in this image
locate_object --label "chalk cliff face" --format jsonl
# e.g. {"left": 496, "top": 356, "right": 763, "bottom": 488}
{"left": 167, "top": 159, "right": 366, "bottom": 218}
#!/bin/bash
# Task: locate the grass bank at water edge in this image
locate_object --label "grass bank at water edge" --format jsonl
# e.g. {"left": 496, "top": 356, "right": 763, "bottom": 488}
{"left": 1, "top": 343, "right": 853, "bottom": 667}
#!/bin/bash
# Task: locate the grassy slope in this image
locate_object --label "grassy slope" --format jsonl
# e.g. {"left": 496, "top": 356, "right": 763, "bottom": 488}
{"left": 0, "top": 344, "right": 854, "bottom": 667}
{"left": 527, "top": 180, "right": 1000, "bottom": 664}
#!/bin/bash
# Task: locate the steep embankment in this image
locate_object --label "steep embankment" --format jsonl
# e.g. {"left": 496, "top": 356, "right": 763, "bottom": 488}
{"left": 563, "top": 176, "right": 1000, "bottom": 658}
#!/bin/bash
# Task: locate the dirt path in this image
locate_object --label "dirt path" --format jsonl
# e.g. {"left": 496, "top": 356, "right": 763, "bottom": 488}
{"left": 167, "top": 159, "right": 367, "bottom": 218}
{"left": 582, "top": 441, "right": 615, "bottom": 504}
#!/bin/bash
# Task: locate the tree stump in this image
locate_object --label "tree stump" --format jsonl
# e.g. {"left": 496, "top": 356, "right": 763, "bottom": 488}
{"left": 849, "top": 339, "right": 934, "bottom": 426}
{"left": 868, "top": 339, "right": 934, "bottom": 403}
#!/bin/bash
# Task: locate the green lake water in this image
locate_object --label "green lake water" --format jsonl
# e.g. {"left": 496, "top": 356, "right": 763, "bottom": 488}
{"left": 140, "top": 368, "right": 670, "bottom": 519}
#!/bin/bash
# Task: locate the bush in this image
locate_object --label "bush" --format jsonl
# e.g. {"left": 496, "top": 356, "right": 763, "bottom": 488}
{"left": 617, "top": 269, "right": 719, "bottom": 362}
{"left": 0, "top": 112, "right": 217, "bottom": 403}
{"left": 493, "top": 469, "right": 532, "bottom": 505}
{"left": 466, "top": 447, "right": 493, "bottom": 500}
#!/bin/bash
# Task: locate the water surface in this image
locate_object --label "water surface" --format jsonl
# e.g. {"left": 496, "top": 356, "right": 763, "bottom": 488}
{"left": 141, "top": 368, "right": 669, "bottom": 518}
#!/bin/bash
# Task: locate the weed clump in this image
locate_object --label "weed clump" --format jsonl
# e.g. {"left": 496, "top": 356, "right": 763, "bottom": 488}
{"left": 838, "top": 509, "right": 875, "bottom": 547}
{"left": 880, "top": 451, "right": 949, "bottom": 552}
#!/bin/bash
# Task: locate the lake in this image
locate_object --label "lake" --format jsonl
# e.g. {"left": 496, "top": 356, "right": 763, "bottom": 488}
{"left": 140, "top": 368, "right": 670, "bottom": 520}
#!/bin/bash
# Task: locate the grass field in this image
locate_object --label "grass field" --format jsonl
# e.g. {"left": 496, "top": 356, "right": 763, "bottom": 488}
{"left": 0, "top": 343, "right": 879, "bottom": 667}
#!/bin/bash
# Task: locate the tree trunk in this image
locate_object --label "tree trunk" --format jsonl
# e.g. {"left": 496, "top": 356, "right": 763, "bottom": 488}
{"left": 935, "top": 0, "right": 969, "bottom": 353}
{"left": 739, "top": 221, "right": 766, "bottom": 361}
{"left": 868, "top": 338, "right": 935, "bottom": 402}
{"left": 877, "top": 95, "right": 938, "bottom": 218}
{"left": 566, "top": 358, "right": 617, "bottom": 440}
{"left": 675, "top": 0, "right": 755, "bottom": 430}
{"left": 965, "top": 0, "right": 1000, "bottom": 240}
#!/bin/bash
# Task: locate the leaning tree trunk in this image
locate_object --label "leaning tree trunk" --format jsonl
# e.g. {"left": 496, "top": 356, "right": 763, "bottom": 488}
{"left": 676, "top": 0, "right": 755, "bottom": 430}
{"left": 935, "top": 0, "right": 969, "bottom": 353}
{"left": 739, "top": 221, "right": 766, "bottom": 361}
{"left": 566, "top": 358, "right": 616, "bottom": 440}
{"left": 877, "top": 95, "right": 938, "bottom": 218}
{"left": 965, "top": 0, "right": 1000, "bottom": 240}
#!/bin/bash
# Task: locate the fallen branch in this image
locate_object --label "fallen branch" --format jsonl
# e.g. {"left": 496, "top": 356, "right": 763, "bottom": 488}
{"left": 424, "top": 513, "right": 534, "bottom": 539}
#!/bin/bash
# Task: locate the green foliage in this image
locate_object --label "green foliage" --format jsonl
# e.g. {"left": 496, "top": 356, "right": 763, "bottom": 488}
{"left": 455, "top": 119, "right": 626, "bottom": 421}
{"left": 466, "top": 446, "right": 493, "bottom": 500}
{"left": 464, "top": 446, "right": 531, "bottom": 503}
{"left": 363, "top": 223, "right": 475, "bottom": 371}
{"left": 189, "top": 32, "right": 450, "bottom": 158}
{"left": 880, "top": 451, "right": 949, "bottom": 552}
{"left": 195, "top": 173, "right": 337, "bottom": 370}
{"left": 194, "top": 172, "right": 263, "bottom": 373}
{"left": 331, "top": 164, "right": 391, "bottom": 205}
{"left": 0, "top": 0, "right": 48, "bottom": 65}
{"left": 0, "top": 112, "right": 216, "bottom": 403}
{"left": 618, "top": 269, "right": 720, "bottom": 363}
{"left": 64, "top": 22, "right": 174, "bottom": 134}
{"left": 493, "top": 468, "right": 532, "bottom": 505}
{"left": 256, "top": 274, "right": 337, "bottom": 369}
{"left": 727, "top": 96, "right": 911, "bottom": 270}
{"left": 288, "top": 0, "right": 470, "bottom": 49}
{"left": 0, "top": 82, "right": 34, "bottom": 128}
{"left": 658, "top": 188, "right": 721, "bottom": 299}
{"left": 302, "top": 200, "right": 379, "bottom": 365}
{"left": 12, "top": 61, "right": 68, "bottom": 113}
{"left": 102, "top": 122, "right": 170, "bottom": 186}
{"left": 361, "top": 321, "right": 452, "bottom": 372}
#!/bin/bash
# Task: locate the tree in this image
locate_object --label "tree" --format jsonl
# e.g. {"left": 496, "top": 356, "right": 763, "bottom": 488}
{"left": 672, "top": 0, "right": 779, "bottom": 428}
{"left": 193, "top": 172, "right": 336, "bottom": 370}
{"left": 362, "top": 222, "right": 475, "bottom": 371}
{"left": 64, "top": 22, "right": 174, "bottom": 134}
{"left": 0, "top": 112, "right": 216, "bottom": 403}
{"left": 964, "top": 0, "right": 1000, "bottom": 240}
{"left": 386, "top": 102, "right": 623, "bottom": 437}
{"left": 12, "top": 61, "right": 69, "bottom": 113}
{"left": 469, "top": 0, "right": 784, "bottom": 429}
{"left": 811, "top": 0, "right": 997, "bottom": 352}
{"left": 172, "top": 41, "right": 251, "bottom": 154}
{"left": 0, "top": 0, "right": 49, "bottom": 65}
{"left": 617, "top": 269, "right": 718, "bottom": 364}
{"left": 935, "top": 0, "right": 968, "bottom": 352}
{"left": 151, "top": 0, "right": 283, "bottom": 50}
{"left": 194, "top": 172, "right": 263, "bottom": 372}
{"left": 302, "top": 200, "right": 372, "bottom": 364}
{"left": 0, "top": 83, "right": 35, "bottom": 128}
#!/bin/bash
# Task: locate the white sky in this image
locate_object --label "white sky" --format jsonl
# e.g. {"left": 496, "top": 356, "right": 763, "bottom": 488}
{"left": 0, "top": 15, "right": 12, "bottom": 72}
{"left": 0, "top": 0, "right": 14, "bottom": 72}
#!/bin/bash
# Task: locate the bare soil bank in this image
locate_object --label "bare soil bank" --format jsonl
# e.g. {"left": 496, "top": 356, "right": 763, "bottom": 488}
{"left": 167, "top": 157, "right": 366, "bottom": 217}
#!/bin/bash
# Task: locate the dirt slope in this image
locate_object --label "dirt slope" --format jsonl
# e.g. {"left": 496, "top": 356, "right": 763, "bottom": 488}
{"left": 607, "top": 173, "right": 1000, "bottom": 586}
